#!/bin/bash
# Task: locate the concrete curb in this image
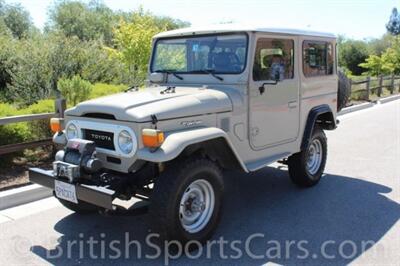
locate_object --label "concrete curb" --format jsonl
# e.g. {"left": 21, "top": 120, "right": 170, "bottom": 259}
{"left": 338, "top": 102, "right": 374, "bottom": 116}
{"left": 377, "top": 94, "right": 400, "bottom": 104}
{"left": 339, "top": 94, "right": 400, "bottom": 116}
{"left": 0, "top": 184, "right": 52, "bottom": 211}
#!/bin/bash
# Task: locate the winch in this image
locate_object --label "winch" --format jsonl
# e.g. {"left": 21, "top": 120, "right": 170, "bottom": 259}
{"left": 53, "top": 139, "right": 102, "bottom": 182}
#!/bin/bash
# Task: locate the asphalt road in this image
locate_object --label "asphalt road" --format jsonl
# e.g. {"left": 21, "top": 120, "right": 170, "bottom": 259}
{"left": 1, "top": 100, "right": 399, "bottom": 265}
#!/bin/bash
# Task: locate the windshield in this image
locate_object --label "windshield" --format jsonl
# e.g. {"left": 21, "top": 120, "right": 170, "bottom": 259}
{"left": 151, "top": 33, "right": 248, "bottom": 74}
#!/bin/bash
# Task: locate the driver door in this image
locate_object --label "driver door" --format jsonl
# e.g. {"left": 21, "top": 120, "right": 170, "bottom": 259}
{"left": 249, "top": 35, "right": 300, "bottom": 149}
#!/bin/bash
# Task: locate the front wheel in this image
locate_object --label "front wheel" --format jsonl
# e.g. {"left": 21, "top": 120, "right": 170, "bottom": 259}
{"left": 288, "top": 127, "right": 327, "bottom": 187}
{"left": 149, "top": 157, "right": 224, "bottom": 245}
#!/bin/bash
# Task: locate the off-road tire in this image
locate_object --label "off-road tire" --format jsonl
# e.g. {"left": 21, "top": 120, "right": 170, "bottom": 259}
{"left": 149, "top": 157, "right": 224, "bottom": 246}
{"left": 288, "top": 127, "right": 327, "bottom": 187}
{"left": 57, "top": 198, "right": 99, "bottom": 214}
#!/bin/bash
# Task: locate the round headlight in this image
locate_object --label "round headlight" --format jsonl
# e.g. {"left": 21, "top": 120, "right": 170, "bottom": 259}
{"left": 66, "top": 123, "right": 78, "bottom": 139}
{"left": 118, "top": 130, "right": 134, "bottom": 154}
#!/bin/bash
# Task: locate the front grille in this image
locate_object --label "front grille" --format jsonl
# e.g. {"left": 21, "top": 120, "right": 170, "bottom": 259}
{"left": 83, "top": 129, "right": 115, "bottom": 150}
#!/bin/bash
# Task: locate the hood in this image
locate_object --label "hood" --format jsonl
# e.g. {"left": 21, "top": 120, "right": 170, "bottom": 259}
{"left": 65, "top": 86, "right": 232, "bottom": 122}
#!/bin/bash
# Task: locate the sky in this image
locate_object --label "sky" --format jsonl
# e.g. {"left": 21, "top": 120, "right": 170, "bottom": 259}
{"left": 3, "top": 0, "right": 398, "bottom": 40}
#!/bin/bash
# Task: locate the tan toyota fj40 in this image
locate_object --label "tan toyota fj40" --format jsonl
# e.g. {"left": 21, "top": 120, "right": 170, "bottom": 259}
{"left": 30, "top": 25, "right": 341, "bottom": 244}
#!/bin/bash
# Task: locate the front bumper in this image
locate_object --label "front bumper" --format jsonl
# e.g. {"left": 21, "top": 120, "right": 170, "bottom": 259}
{"left": 29, "top": 168, "right": 116, "bottom": 210}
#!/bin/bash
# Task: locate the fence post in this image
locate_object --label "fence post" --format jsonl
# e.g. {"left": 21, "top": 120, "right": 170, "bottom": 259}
{"left": 398, "top": 76, "right": 400, "bottom": 93}
{"left": 348, "top": 78, "right": 352, "bottom": 97}
{"left": 390, "top": 74, "right": 395, "bottom": 94}
{"left": 378, "top": 75, "right": 383, "bottom": 97}
{"left": 365, "top": 76, "right": 370, "bottom": 101}
{"left": 55, "top": 98, "right": 66, "bottom": 118}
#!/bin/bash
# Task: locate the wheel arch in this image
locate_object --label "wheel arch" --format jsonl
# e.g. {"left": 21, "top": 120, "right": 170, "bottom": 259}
{"left": 137, "top": 127, "right": 248, "bottom": 172}
{"left": 301, "top": 104, "right": 336, "bottom": 150}
{"left": 177, "top": 137, "right": 244, "bottom": 171}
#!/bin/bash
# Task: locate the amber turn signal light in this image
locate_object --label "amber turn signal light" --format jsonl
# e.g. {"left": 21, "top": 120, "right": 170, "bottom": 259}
{"left": 50, "top": 118, "right": 63, "bottom": 133}
{"left": 142, "top": 129, "right": 164, "bottom": 148}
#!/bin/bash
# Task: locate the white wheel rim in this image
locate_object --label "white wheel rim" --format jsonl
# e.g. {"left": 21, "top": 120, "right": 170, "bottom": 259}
{"left": 306, "top": 139, "right": 323, "bottom": 175}
{"left": 179, "top": 179, "right": 215, "bottom": 233}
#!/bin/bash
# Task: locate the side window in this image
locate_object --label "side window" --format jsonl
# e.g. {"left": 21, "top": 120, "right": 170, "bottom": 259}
{"left": 253, "top": 38, "right": 294, "bottom": 81}
{"left": 303, "top": 41, "right": 334, "bottom": 77}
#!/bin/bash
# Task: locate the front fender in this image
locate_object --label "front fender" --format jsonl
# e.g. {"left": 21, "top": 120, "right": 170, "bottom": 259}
{"left": 136, "top": 127, "right": 248, "bottom": 172}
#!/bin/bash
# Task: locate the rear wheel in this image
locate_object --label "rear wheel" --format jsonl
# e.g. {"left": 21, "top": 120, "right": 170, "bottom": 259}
{"left": 288, "top": 127, "right": 327, "bottom": 187}
{"left": 149, "top": 157, "right": 224, "bottom": 245}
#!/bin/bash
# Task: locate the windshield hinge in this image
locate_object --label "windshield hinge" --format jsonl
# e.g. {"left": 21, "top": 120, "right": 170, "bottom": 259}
{"left": 151, "top": 114, "right": 158, "bottom": 129}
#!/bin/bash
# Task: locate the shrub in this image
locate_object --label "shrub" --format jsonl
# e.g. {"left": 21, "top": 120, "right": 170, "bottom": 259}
{"left": 89, "top": 83, "right": 126, "bottom": 99}
{"left": 0, "top": 99, "right": 55, "bottom": 146}
{"left": 0, "top": 103, "right": 29, "bottom": 146}
{"left": 22, "top": 99, "right": 54, "bottom": 140}
{"left": 0, "top": 103, "right": 29, "bottom": 166}
{"left": 58, "top": 75, "right": 93, "bottom": 106}
{"left": 0, "top": 100, "right": 55, "bottom": 165}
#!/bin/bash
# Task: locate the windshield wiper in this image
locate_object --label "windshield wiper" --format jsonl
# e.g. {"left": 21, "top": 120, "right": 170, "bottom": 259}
{"left": 155, "top": 70, "right": 183, "bottom": 80}
{"left": 189, "top": 69, "right": 224, "bottom": 81}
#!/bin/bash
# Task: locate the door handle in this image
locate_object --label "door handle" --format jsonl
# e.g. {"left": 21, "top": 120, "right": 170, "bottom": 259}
{"left": 288, "top": 101, "right": 298, "bottom": 109}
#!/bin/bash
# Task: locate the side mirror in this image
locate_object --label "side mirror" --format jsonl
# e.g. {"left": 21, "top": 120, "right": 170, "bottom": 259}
{"left": 149, "top": 72, "right": 165, "bottom": 83}
{"left": 258, "top": 80, "right": 278, "bottom": 94}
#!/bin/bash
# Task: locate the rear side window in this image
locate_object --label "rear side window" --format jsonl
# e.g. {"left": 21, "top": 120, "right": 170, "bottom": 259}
{"left": 303, "top": 41, "right": 334, "bottom": 77}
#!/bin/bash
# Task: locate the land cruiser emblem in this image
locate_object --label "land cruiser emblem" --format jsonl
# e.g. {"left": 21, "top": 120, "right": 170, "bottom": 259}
{"left": 181, "top": 120, "right": 203, "bottom": 127}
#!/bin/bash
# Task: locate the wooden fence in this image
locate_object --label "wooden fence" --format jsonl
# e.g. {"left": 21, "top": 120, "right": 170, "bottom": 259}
{"left": 350, "top": 74, "right": 400, "bottom": 100}
{"left": 0, "top": 98, "right": 66, "bottom": 156}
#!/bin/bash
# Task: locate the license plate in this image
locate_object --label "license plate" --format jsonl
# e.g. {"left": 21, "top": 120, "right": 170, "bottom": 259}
{"left": 54, "top": 180, "right": 78, "bottom": 204}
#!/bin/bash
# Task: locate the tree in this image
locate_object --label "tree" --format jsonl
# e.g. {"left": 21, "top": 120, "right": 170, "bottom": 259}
{"left": 150, "top": 16, "right": 189, "bottom": 31}
{"left": 106, "top": 10, "right": 165, "bottom": 85}
{"left": 0, "top": 33, "right": 14, "bottom": 99}
{"left": 81, "top": 40, "right": 129, "bottom": 84}
{"left": 3, "top": 35, "right": 53, "bottom": 104}
{"left": 360, "top": 38, "right": 400, "bottom": 76}
{"left": 367, "top": 34, "right": 394, "bottom": 56}
{"left": 338, "top": 38, "right": 369, "bottom": 75}
{"left": 47, "top": 0, "right": 117, "bottom": 45}
{"left": 359, "top": 55, "right": 387, "bottom": 76}
{"left": 0, "top": 17, "right": 11, "bottom": 37}
{"left": 106, "top": 7, "right": 190, "bottom": 86}
{"left": 0, "top": 2, "right": 33, "bottom": 39}
{"left": 0, "top": 2, "right": 189, "bottom": 104}
{"left": 387, "top": 8, "right": 400, "bottom": 35}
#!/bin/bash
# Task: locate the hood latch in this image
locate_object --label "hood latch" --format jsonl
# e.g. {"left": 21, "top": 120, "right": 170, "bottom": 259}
{"left": 160, "top": 86, "right": 176, "bottom": 94}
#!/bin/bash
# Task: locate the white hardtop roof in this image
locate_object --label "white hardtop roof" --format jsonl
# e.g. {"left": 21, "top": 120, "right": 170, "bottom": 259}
{"left": 154, "top": 24, "right": 336, "bottom": 39}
